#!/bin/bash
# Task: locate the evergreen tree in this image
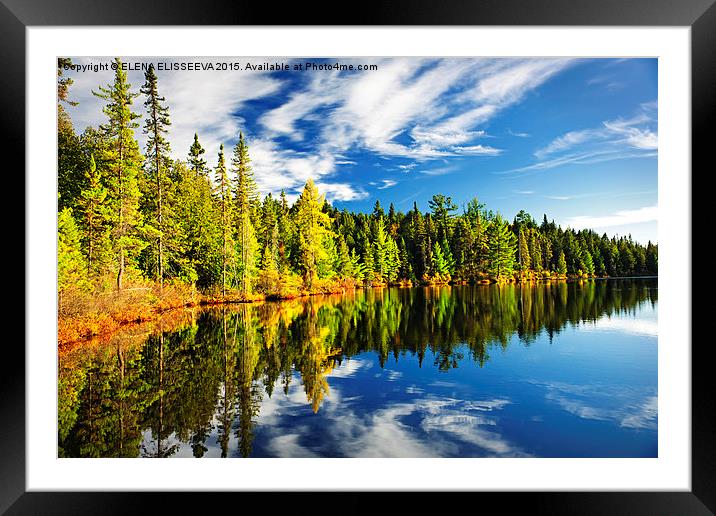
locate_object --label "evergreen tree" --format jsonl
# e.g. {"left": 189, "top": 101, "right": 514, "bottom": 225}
{"left": 385, "top": 237, "right": 401, "bottom": 283}
{"left": 646, "top": 242, "right": 658, "bottom": 274}
{"left": 140, "top": 64, "right": 172, "bottom": 287}
{"left": 188, "top": 133, "right": 207, "bottom": 176}
{"left": 373, "top": 218, "right": 389, "bottom": 282}
{"left": 213, "top": 145, "right": 232, "bottom": 296}
{"left": 173, "top": 160, "right": 221, "bottom": 286}
{"left": 431, "top": 240, "right": 451, "bottom": 278}
{"left": 58, "top": 208, "right": 88, "bottom": 295}
{"left": 486, "top": 215, "right": 516, "bottom": 280}
{"left": 361, "top": 233, "right": 375, "bottom": 284}
{"left": 57, "top": 58, "right": 85, "bottom": 211}
{"left": 93, "top": 58, "right": 146, "bottom": 291}
{"left": 295, "top": 179, "right": 333, "bottom": 289}
{"left": 518, "top": 228, "right": 531, "bottom": 272}
{"left": 428, "top": 194, "right": 458, "bottom": 243}
{"left": 232, "top": 133, "right": 259, "bottom": 295}
{"left": 583, "top": 250, "right": 595, "bottom": 276}
{"left": 557, "top": 250, "right": 568, "bottom": 276}
{"left": 530, "top": 232, "right": 543, "bottom": 273}
{"left": 76, "top": 155, "right": 112, "bottom": 275}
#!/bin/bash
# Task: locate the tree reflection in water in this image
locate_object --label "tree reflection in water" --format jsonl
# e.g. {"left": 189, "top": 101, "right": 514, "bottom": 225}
{"left": 58, "top": 279, "right": 657, "bottom": 458}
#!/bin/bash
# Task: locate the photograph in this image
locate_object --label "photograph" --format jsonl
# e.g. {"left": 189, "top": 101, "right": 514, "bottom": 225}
{"left": 56, "top": 55, "right": 658, "bottom": 459}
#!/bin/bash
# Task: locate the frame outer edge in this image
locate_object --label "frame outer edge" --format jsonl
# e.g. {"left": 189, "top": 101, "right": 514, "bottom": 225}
{"left": 691, "top": 1, "right": 716, "bottom": 514}
{"left": 0, "top": 1, "right": 27, "bottom": 516}
{"left": 7, "top": 0, "right": 714, "bottom": 513}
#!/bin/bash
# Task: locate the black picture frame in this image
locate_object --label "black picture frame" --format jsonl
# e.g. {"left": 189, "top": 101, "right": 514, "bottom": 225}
{"left": 4, "top": 0, "right": 710, "bottom": 513}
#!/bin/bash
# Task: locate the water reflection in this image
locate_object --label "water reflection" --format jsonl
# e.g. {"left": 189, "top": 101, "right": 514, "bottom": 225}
{"left": 58, "top": 279, "right": 658, "bottom": 458}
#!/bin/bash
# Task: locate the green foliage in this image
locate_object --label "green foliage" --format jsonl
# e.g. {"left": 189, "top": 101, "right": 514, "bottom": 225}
{"left": 232, "top": 133, "right": 260, "bottom": 295}
{"left": 93, "top": 58, "right": 147, "bottom": 290}
{"left": 140, "top": 64, "right": 172, "bottom": 285}
{"left": 58, "top": 279, "right": 657, "bottom": 457}
{"left": 295, "top": 179, "right": 334, "bottom": 289}
{"left": 76, "top": 155, "right": 113, "bottom": 276}
{"left": 58, "top": 208, "right": 89, "bottom": 293}
{"left": 57, "top": 56, "right": 658, "bottom": 304}
{"left": 557, "top": 250, "right": 568, "bottom": 276}
{"left": 431, "top": 240, "right": 451, "bottom": 279}
{"left": 486, "top": 215, "right": 516, "bottom": 280}
{"left": 188, "top": 133, "right": 207, "bottom": 175}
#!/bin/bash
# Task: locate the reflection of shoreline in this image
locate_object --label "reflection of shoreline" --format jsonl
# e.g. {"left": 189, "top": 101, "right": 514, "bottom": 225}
{"left": 58, "top": 280, "right": 657, "bottom": 458}
{"left": 59, "top": 278, "right": 658, "bottom": 350}
{"left": 58, "top": 306, "right": 200, "bottom": 358}
{"left": 57, "top": 277, "right": 658, "bottom": 348}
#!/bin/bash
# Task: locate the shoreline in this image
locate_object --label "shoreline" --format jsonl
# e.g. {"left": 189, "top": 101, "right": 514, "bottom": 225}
{"left": 57, "top": 275, "right": 657, "bottom": 348}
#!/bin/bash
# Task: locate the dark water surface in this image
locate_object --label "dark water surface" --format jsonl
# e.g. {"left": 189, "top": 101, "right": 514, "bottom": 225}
{"left": 58, "top": 279, "right": 658, "bottom": 458}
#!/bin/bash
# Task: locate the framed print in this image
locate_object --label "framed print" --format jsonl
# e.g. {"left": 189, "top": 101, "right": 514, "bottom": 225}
{"left": 6, "top": 0, "right": 712, "bottom": 513}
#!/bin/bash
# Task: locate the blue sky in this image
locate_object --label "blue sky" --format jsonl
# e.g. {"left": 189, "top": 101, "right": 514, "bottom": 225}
{"left": 63, "top": 57, "right": 657, "bottom": 243}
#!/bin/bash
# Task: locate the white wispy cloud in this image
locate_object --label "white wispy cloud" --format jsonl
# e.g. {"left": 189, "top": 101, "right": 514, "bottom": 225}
{"left": 370, "top": 179, "right": 398, "bottom": 190}
{"left": 64, "top": 57, "right": 283, "bottom": 166}
{"left": 507, "top": 104, "right": 658, "bottom": 175}
{"left": 564, "top": 205, "right": 658, "bottom": 230}
{"left": 316, "top": 181, "right": 368, "bottom": 201}
{"left": 65, "top": 56, "right": 576, "bottom": 202}
{"left": 538, "top": 381, "right": 657, "bottom": 432}
{"left": 263, "top": 57, "right": 570, "bottom": 165}
{"left": 508, "top": 129, "right": 531, "bottom": 138}
{"left": 534, "top": 128, "right": 604, "bottom": 160}
{"left": 587, "top": 74, "right": 625, "bottom": 92}
{"left": 418, "top": 165, "right": 460, "bottom": 176}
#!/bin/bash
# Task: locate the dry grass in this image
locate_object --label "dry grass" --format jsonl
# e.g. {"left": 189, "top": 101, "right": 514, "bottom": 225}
{"left": 57, "top": 279, "right": 199, "bottom": 346}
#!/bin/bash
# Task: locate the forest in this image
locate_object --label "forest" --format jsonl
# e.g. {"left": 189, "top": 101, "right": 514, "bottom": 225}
{"left": 57, "top": 58, "right": 658, "bottom": 342}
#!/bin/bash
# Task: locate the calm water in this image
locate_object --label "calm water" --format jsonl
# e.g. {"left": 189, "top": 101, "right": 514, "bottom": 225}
{"left": 58, "top": 279, "right": 658, "bottom": 458}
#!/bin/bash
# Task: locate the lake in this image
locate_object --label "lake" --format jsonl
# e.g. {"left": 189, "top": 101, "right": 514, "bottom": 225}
{"left": 58, "top": 278, "right": 658, "bottom": 458}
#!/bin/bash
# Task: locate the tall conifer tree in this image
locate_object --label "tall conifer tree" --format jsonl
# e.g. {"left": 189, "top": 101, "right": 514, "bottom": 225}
{"left": 141, "top": 63, "right": 172, "bottom": 287}
{"left": 93, "top": 58, "right": 145, "bottom": 291}
{"left": 232, "top": 133, "right": 259, "bottom": 295}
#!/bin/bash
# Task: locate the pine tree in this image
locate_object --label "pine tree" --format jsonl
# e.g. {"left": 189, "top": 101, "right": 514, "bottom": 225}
{"left": 486, "top": 215, "right": 517, "bottom": 280}
{"left": 440, "top": 238, "right": 456, "bottom": 276}
{"left": 188, "top": 133, "right": 207, "bottom": 176}
{"left": 361, "top": 233, "right": 375, "bottom": 284}
{"left": 173, "top": 160, "right": 221, "bottom": 287}
{"left": 428, "top": 194, "right": 458, "bottom": 243}
{"left": 277, "top": 190, "right": 293, "bottom": 272}
{"left": 384, "top": 237, "right": 401, "bottom": 283}
{"left": 58, "top": 208, "right": 88, "bottom": 295}
{"left": 373, "top": 218, "right": 389, "bottom": 282}
{"left": 431, "top": 240, "right": 450, "bottom": 278}
{"left": 397, "top": 237, "right": 413, "bottom": 281}
{"left": 141, "top": 63, "right": 172, "bottom": 287}
{"left": 335, "top": 234, "right": 351, "bottom": 279}
{"left": 530, "top": 232, "right": 543, "bottom": 273}
{"left": 518, "top": 228, "right": 531, "bottom": 272}
{"left": 232, "top": 133, "right": 259, "bottom": 295}
{"left": 76, "top": 154, "right": 112, "bottom": 275}
{"left": 646, "top": 241, "right": 658, "bottom": 274}
{"left": 213, "top": 145, "right": 232, "bottom": 296}
{"left": 92, "top": 58, "right": 146, "bottom": 291}
{"left": 295, "top": 179, "right": 333, "bottom": 289}
{"left": 583, "top": 250, "right": 595, "bottom": 276}
{"left": 557, "top": 250, "right": 568, "bottom": 277}
{"left": 57, "top": 58, "right": 85, "bottom": 211}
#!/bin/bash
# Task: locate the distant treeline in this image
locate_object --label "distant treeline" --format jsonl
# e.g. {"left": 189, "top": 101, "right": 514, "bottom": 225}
{"left": 58, "top": 58, "right": 658, "bottom": 302}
